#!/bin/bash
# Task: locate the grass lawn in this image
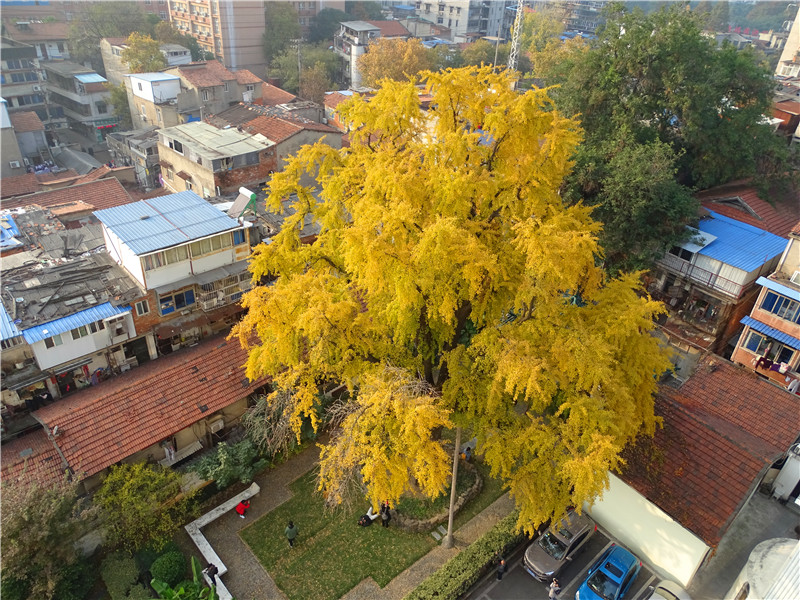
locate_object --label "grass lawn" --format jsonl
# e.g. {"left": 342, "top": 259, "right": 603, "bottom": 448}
{"left": 240, "top": 462, "right": 507, "bottom": 600}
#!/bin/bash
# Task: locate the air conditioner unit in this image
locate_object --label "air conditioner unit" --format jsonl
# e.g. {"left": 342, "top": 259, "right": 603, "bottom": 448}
{"left": 209, "top": 417, "right": 225, "bottom": 433}
{"left": 8, "top": 160, "right": 21, "bottom": 169}
{"left": 32, "top": 85, "right": 41, "bottom": 91}
{"left": 791, "top": 271, "right": 800, "bottom": 285}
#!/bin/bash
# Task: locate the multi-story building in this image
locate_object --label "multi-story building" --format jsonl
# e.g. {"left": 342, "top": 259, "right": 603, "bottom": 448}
{"left": 731, "top": 222, "right": 800, "bottom": 389}
{"left": 0, "top": 37, "right": 51, "bottom": 126}
{"left": 0, "top": 99, "right": 25, "bottom": 178}
{"left": 0, "top": 17, "right": 70, "bottom": 62}
{"left": 777, "top": 10, "right": 800, "bottom": 78}
{"left": 334, "top": 21, "right": 381, "bottom": 88}
{"left": 101, "top": 37, "right": 192, "bottom": 87}
{"left": 126, "top": 61, "right": 264, "bottom": 130}
{"left": 157, "top": 121, "right": 276, "bottom": 196}
{"left": 42, "top": 61, "right": 119, "bottom": 142}
{"left": 650, "top": 211, "right": 787, "bottom": 354}
{"left": 9, "top": 110, "right": 50, "bottom": 166}
{"left": 168, "top": 0, "right": 266, "bottom": 75}
{"left": 414, "top": 0, "right": 508, "bottom": 43}
{"left": 107, "top": 127, "right": 162, "bottom": 189}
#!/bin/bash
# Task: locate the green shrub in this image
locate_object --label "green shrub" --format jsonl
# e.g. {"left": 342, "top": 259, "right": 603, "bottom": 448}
{"left": 150, "top": 551, "right": 186, "bottom": 588}
{"left": 404, "top": 512, "right": 524, "bottom": 600}
{"left": 189, "top": 439, "right": 268, "bottom": 489}
{"left": 101, "top": 553, "right": 140, "bottom": 600}
{"left": 54, "top": 558, "right": 97, "bottom": 600}
{"left": 0, "top": 577, "right": 30, "bottom": 600}
{"left": 135, "top": 541, "right": 180, "bottom": 573}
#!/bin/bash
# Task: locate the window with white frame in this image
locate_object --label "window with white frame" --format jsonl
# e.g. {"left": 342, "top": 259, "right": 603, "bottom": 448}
{"left": 135, "top": 299, "right": 150, "bottom": 316}
{"left": 190, "top": 233, "right": 232, "bottom": 257}
{"left": 143, "top": 245, "right": 188, "bottom": 271}
{"left": 201, "top": 89, "right": 209, "bottom": 101}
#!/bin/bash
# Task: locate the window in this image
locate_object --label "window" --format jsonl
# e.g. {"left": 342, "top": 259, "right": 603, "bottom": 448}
{"left": 669, "top": 246, "right": 694, "bottom": 261}
{"left": 160, "top": 11, "right": 167, "bottom": 19}
{"left": 157, "top": 108, "right": 162, "bottom": 123}
{"left": 136, "top": 299, "right": 150, "bottom": 316}
{"left": 190, "top": 234, "right": 231, "bottom": 257}
{"left": 246, "top": 84, "right": 254, "bottom": 92}
{"left": 233, "top": 230, "right": 246, "bottom": 245}
{"left": 138, "top": 81, "right": 143, "bottom": 91}
{"left": 88, "top": 320, "right": 106, "bottom": 334}
{"left": 169, "top": 139, "right": 183, "bottom": 154}
{"left": 95, "top": 101, "right": 107, "bottom": 114}
{"left": 202, "top": 89, "right": 209, "bottom": 101}
{"left": 166, "top": 168, "right": 173, "bottom": 180}
{"left": 185, "top": 180, "right": 193, "bottom": 191}
{"left": 143, "top": 246, "right": 188, "bottom": 270}
{"left": 71, "top": 325, "right": 89, "bottom": 340}
{"left": 223, "top": 82, "right": 228, "bottom": 92}
{"left": 44, "top": 334, "right": 63, "bottom": 348}
{"left": 159, "top": 289, "right": 195, "bottom": 315}
{"left": 744, "top": 331, "right": 767, "bottom": 354}
{"left": 761, "top": 291, "right": 800, "bottom": 323}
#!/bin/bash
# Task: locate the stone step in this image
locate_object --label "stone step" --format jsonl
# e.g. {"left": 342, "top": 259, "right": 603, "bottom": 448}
{"left": 437, "top": 525, "right": 448, "bottom": 536}
{"left": 431, "top": 530, "right": 442, "bottom": 541}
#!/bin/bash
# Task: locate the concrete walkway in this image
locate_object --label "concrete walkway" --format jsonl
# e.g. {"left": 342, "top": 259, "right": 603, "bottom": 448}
{"left": 178, "top": 441, "right": 515, "bottom": 600}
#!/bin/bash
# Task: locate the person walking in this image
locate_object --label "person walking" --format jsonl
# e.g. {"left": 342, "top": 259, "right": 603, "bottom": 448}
{"left": 285, "top": 520, "right": 299, "bottom": 548}
{"left": 549, "top": 578, "right": 561, "bottom": 599}
{"left": 496, "top": 558, "right": 506, "bottom": 581}
{"left": 235, "top": 499, "right": 250, "bottom": 519}
{"left": 380, "top": 501, "right": 391, "bottom": 528}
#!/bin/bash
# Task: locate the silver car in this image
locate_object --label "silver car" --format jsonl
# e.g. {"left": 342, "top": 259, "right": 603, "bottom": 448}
{"left": 523, "top": 509, "right": 597, "bottom": 582}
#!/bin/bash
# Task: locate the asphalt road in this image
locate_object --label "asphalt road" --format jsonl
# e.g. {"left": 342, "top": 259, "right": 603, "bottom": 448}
{"left": 466, "top": 529, "right": 661, "bottom": 600}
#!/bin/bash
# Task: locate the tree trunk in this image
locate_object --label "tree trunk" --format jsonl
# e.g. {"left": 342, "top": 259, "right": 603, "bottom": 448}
{"left": 443, "top": 426, "right": 461, "bottom": 549}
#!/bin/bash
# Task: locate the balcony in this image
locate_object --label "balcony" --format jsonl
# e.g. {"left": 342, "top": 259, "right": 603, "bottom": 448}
{"left": 657, "top": 253, "right": 747, "bottom": 299}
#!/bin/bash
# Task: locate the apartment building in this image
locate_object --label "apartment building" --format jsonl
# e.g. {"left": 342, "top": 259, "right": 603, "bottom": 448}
{"left": 157, "top": 121, "right": 276, "bottom": 196}
{"left": 168, "top": 0, "right": 266, "bottom": 75}
{"left": 414, "top": 0, "right": 508, "bottom": 43}
{"left": 731, "top": 223, "right": 800, "bottom": 390}
{"left": 777, "top": 10, "right": 800, "bottom": 78}
{"left": 1, "top": 99, "right": 26, "bottom": 178}
{"left": 0, "top": 37, "right": 52, "bottom": 127}
{"left": 42, "top": 61, "right": 119, "bottom": 142}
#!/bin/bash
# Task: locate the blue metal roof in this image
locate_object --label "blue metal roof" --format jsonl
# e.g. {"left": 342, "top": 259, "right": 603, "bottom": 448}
{"left": 741, "top": 316, "right": 800, "bottom": 350}
{"left": 93, "top": 191, "right": 241, "bottom": 255}
{"left": 0, "top": 214, "right": 23, "bottom": 250}
{"left": 22, "top": 302, "right": 130, "bottom": 343}
{"left": 697, "top": 211, "right": 787, "bottom": 273}
{"left": 75, "top": 73, "right": 107, "bottom": 84}
{"left": 756, "top": 276, "right": 800, "bottom": 302}
{"left": 0, "top": 302, "right": 22, "bottom": 342}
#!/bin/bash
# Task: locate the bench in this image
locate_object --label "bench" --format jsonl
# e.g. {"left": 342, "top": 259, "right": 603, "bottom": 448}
{"left": 184, "top": 482, "right": 260, "bottom": 600}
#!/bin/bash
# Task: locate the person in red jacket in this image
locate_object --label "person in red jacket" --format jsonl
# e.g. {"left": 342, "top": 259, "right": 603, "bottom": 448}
{"left": 235, "top": 500, "right": 250, "bottom": 519}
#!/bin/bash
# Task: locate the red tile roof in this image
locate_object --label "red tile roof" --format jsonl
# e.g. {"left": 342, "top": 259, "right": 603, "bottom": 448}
{"left": 35, "top": 168, "right": 80, "bottom": 183}
{"left": 74, "top": 165, "right": 112, "bottom": 184}
{"left": 103, "top": 36, "right": 129, "bottom": 47}
{"left": 260, "top": 82, "right": 297, "bottom": 106}
{"left": 1, "top": 173, "right": 40, "bottom": 198}
{"left": 33, "top": 336, "right": 268, "bottom": 480}
{"left": 0, "top": 178, "right": 133, "bottom": 211}
{"left": 233, "top": 69, "right": 264, "bottom": 85}
{"left": 366, "top": 20, "right": 411, "bottom": 38}
{"left": 792, "top": 221, "right": 800, "bottom": 236}
{"left": 174, "top": 60, "right": 237, "bottom": 88}
{"left": 242, "top": 114, "right": 339, "bottom": 143}
{"left": 9, "top": 110, "right": 44, "bottom": 132}
{"left": 1, "top": 19, "right": 69, "bottom": 42}
{"left": 1, "top": 428, "right": 66, "bottom": 486}
{"left": 698, "top": 182, "right": 800, "bottom": 238}
{"left": 621, "top": 355, "right": 800, "bottom": 547}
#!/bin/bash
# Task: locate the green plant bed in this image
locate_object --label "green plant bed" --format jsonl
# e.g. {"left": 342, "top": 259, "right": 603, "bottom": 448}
{"left": 240, "top": 462, "right": 508, "bottom": 600}
{"left": 396, "top": 463, "right": 477, "bottom": 520}
{"left": 241, "top": 471, "right": 436, "bottom": 600}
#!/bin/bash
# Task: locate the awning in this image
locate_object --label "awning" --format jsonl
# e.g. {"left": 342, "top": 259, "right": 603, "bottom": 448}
{"left": 756, "top": 276, "right": 800, "bottom": 303}
{"left": 741, "top": 316, "right": 800, "bottom": 350}
{"left": 176, "top": 171, "right": 192, "bottom": 180}
{"left": 22, "top": 302, "right": 131, "bottom": 343}
{"left": 159, "top": 160, "right": 173, "bottom": 168}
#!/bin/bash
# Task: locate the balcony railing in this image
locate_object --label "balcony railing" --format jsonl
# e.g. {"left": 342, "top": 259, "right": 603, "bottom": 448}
{"left": 657, "top": 253, "right": 747, "bottom": 298}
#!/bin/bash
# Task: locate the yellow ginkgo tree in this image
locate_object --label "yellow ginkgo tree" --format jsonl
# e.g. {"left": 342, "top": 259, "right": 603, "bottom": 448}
{"left": 233, "top": 66, "right": 672, "bottom": 535}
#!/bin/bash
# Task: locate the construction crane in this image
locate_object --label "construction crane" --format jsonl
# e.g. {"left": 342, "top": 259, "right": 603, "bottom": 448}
{"left": 507, "top": 0, "right": 526, "bottom": 73}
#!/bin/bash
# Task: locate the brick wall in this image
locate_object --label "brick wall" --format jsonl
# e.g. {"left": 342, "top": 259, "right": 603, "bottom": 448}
{"left": 216, "top": 152, "right": 277, "bottom": 194}
{"left": 715, "top": 286, "right": 759, "bottom": 354}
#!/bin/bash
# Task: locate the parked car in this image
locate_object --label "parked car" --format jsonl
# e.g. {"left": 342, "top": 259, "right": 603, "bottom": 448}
{"left": 523, "top": 509, "right": 597, "bottom": 582}
{"left": 575, "top": 543, "right": 641, "bottom": 600}
{"left": 645, "top": 580, "right": 692, "bottom": 600}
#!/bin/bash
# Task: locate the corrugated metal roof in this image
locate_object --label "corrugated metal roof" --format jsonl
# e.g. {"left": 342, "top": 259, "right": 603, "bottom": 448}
{"left": 22, "top": 302, "right": 130, "bottom": 343}
{"left": 93, "top": 191, "right": 241, "bottom": 255}
{"left": 159, "top": 121, "right": 273, "bottom": 161}
{"left": 757, "top": 276, "right": 800, "bottom": 302}
{"left": 0, "top": 302, "right": 22, "bottom": 342}
{"left": 75, "top": 73, "right": 107, "bottom": 84}
{"left": 698, "top": 211, "right": 787, "bottom": 272}
{"left": 741, "top": 316, "right": 800, "bottom": 350}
